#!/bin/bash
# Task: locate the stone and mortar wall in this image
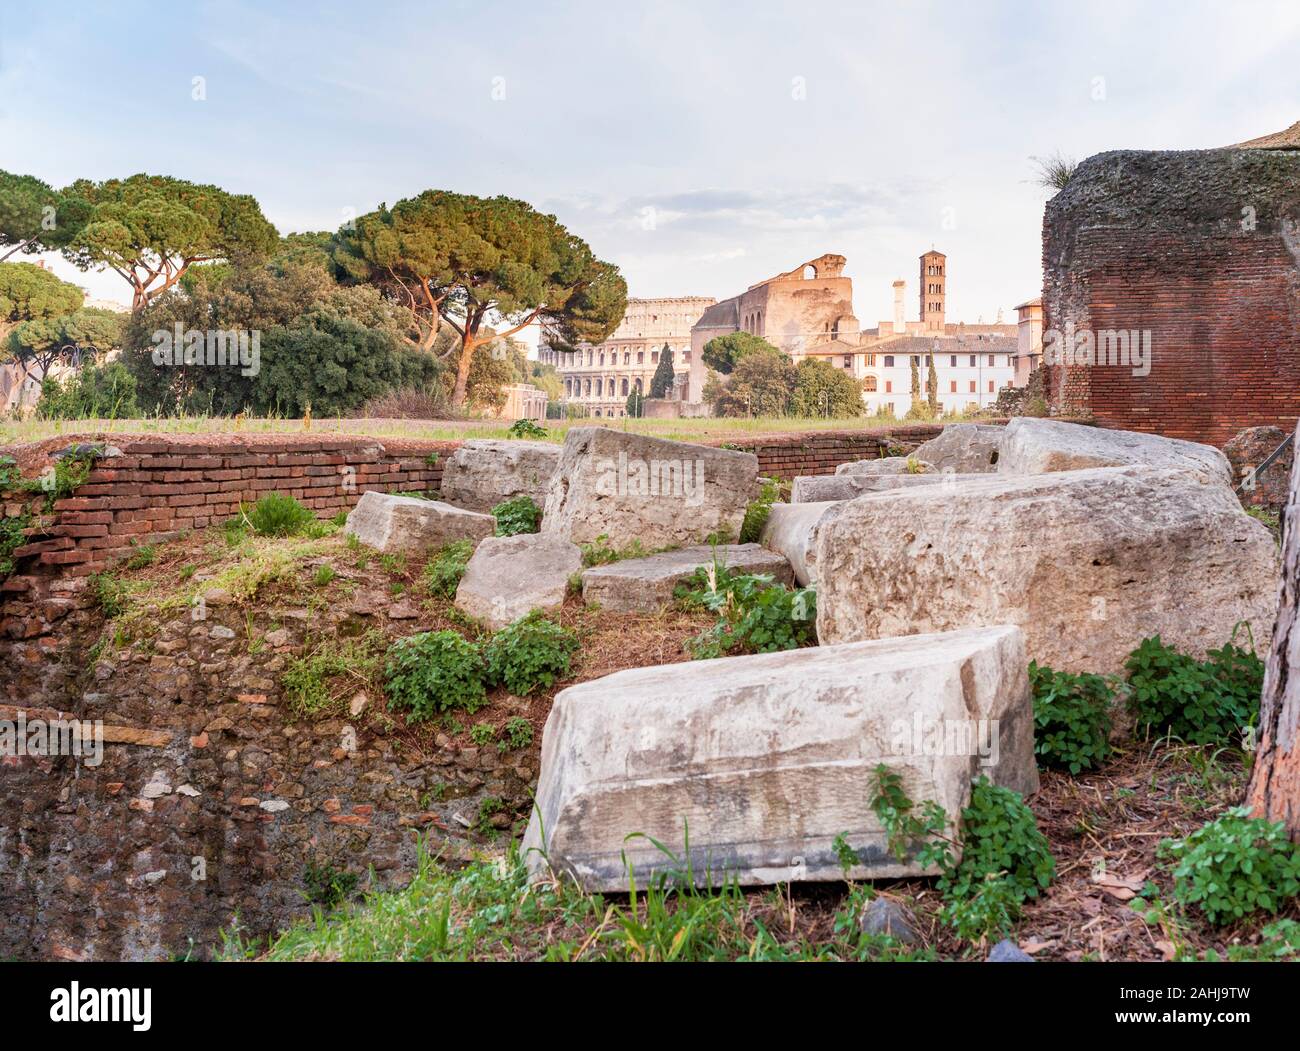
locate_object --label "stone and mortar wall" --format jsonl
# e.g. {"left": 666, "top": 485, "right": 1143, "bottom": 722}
{"left": 1042, "top": 148, "right": 1300, "bottom": 446}
{"left": 0, "top": 421, "right": 938, "bottom": 960}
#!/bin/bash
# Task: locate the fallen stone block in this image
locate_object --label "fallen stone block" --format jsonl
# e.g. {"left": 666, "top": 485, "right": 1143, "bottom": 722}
{"left": 815, "top": 466, "right": 1279, "bottom": 675}
{"left": 581, "top": 543, "right": 794, "bottom": 613}
{"left": 912, "top": 423, "right": 1004, "bottom": 473}
{"left": 997, "top": 417, "right": 1232, "bottom": 486}
{"left": 454, "top": 532, "right": 582, "bottom": 629}
{"left": 541, "top": 427, "right": 759, "bottom": 548}
{"left": 344, "top": 492, "right": 495, "bottom": 556}
{"left": 438, "top": 439, "right": 561, "bottom": 514}
{"left": 791, "top": 473, "right": 946, "bottom": 503}
{"left": 835, "top": 456, "right": 934, "bottom": 476}
{"left": 759, "top": 501, "right": 841, "bottom": 585}
{"left": 522, "top": 625, "right": 1037, "bottom": 890}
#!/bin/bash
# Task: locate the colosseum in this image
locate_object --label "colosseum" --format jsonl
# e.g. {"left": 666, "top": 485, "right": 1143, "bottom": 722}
{"left": 537, "top": 297, "right": 716, "bottom": 417}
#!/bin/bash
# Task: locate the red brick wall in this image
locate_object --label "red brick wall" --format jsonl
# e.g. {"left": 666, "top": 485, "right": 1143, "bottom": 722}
{"left": 1054, "top": 230, "right": 1300, "bottom": 446}
{"left": 2, "top": 424, "right": 949, "bottom": 582}
{"left": 1042, "top": 148, "right": 1300, "bottom": 447}
{"left": 7, "top": 436, "right": 456, "bottom": 579}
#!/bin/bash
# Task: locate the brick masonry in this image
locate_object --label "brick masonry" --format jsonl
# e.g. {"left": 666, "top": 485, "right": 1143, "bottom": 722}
{"left": 1042, "top": 148, "right": 1300, "bottom": 446}
{"left": 3, "top": 425, "right": 946, "bottom": 583}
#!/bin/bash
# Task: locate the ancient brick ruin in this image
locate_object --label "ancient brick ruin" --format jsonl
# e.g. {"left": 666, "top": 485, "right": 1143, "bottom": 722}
{"left": 1042, "top": 147, "right": 1300, "bottom": 445}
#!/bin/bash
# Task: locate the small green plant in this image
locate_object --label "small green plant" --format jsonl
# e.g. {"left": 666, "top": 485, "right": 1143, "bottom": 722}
{"left": 492, "top": 495, "right": 541, "bottom": 537}
{"left": 385, "top": 630, "right": 487, "bottom": 720}
{"left": 579, "top": 534, "right": 650, "bottom": 567}
{"left": 330, "top": 509, "right": 349, "bottom": 527}
{"left": 679, "top": 564, "right": 817, "bottom": 658}
{"left": 424, "top": 539, "right": 474, "bottom": 598}
{"left": 476, "top": 796, "right": 507, "bottom": 834}
{"left": 739, "top": 479, "right": 781, "bottom": 544}
{"left": 379, "top": 552, "right": 407, "bottom": 575}
{"left": 179, "top": 564, "right": 197, "bottom": 582}
{"left": 870, "top": 768, "right": 1054, "bottom": 944}
{"left": 1158, "top": 807, "right": 1300, "bottom": 926}
{"left": 499, "top": 716, "right": 534, "bottom": 752}
{"left": 469, "top": 722, "right": 496, "bottom": 747}
{"left": 125, "top": 543, "right": 157, "bottom": 570}
{"left": 313, "top": 564, "right": 337, "bottom": 587}
{"left": 507, "top": 419, "right": 548, "bottom": 440}
{"left": 282, "top": 632, "right": 383, "bottom": 715}
{"left": 1125, "top": 630, "right": 1264, "bottom": 745}
{"left": 1028, "top": 660, "right": 1114, "bottom": 773}
{"left": 0, "top": 509, "right": 32, "bottom": 580}
{"left": 242, "top": 492, "right": 316, "bottom": 538}
{"left": 904, "top": 455, "right": 927, "bottom": 475}
{"left": 90, "top": 571, "right": 130, "bottom": 618}
{"left": 483, "top": 611, "right": 579, "bottom": 695}
{"left": 302, "top": 861, "right": 360, "bottom": 910}
{"left": 424, "top": 452, "right": 440, "bottom": 468}
{"left": 1223, "top": 919, "right": 1300, "bottom": 961}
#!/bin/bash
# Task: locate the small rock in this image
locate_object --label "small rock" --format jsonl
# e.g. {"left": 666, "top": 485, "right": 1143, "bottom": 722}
{"left": 386, "top": 601, "right": 419, "bottom": 619}
{"left": 209, "top": 624, "right": 236, "bottom": 640}
{"left": 259, "top": 800, "right": 290, "bottom": 813}
{"left": 141, "top": 869, "right": 167, "bottom": 885}
{"left": 263, "top": 628, "right": 291, "bottom": 648}
{"left": 859, "top": 897, "right": 920, "bottom": 944}
{"left": 175, "top": 784, "right": 201, "bottom": 797}
{"left": 349, "top": 693, "right": 368, "bottom": 717}
{"left": 203, "top": 588, "right": 233, "bottom": 606}
{"left": 987, "top": 939, "right": 1034, "bottom": 962}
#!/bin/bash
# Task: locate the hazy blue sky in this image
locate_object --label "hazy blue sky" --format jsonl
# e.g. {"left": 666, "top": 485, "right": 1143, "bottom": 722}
{"left": 2, "top": 0, "right": 1297, "bottom": 340}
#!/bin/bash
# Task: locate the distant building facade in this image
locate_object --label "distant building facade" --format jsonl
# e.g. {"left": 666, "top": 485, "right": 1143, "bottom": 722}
{"left": 539, "top": 296, "right": 716, "bottom": 417}
{"left": 691, "top": 249, "right": 1020, "bottom": 415}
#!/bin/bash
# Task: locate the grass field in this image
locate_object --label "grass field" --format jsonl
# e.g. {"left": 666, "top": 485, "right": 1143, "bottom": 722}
{"left": 0, "top": 411, "right": 947, "bottom": 448}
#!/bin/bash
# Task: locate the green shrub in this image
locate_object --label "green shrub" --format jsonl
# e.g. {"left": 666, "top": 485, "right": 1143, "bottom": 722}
{"left": 90, "top": 571, "right": 130, "bottom": 618}
{"left": 385, "top": 630, "right": 487, "bottom": 720}
{"left": 125, "top": 543, "right": 157, "bottom": 571}
{"left": 1125, "top": 632, "right": 1264, "bottom": 745}
{"left": 499, "top": 715, "right": 534, "bottom": 752}
{"left": 679, "top": 565, "right": 817, "bottom": 658}
{"left": 739, "top": 479, "right": 780, "bottom": 544}
{"left": 1159, "top": 808, "right": 1300, "bottom": 926}
{"left": 424, "top": 539, "right": 474, "bottom": 598}
{"left": 283, "top": 633, "right": 383, "bottom": 715}
{"left": 579, "top": 534, "right": 649, "bottom": 567}
{"left": 483, "top": 611, "right": 579, "bottom": 695}
{"left": 302, "top": 861, "right": 360, "bottom": 910}
{"left": 1029, "top": 660, "right": 1113, "bottom": 773}
{"left": 0, "top": 510, "right": 31, "bottom": 580}
{"left": 243, "top": 492, "right": 316, "bottom": 538}
{"left": 492, "top": 495, "right": 541, "bottom": 537}
{"left": 944, "top": 778, "right": 1055, "bottom": 904}
{"left": 507, "top": 419, "right": 548, "bottom": 439}
{"left": 469, "top": 722, "right": 496, "bottom": 746}
{"left": 870, "top": 769, "right": 1054, "bottom": 944}
{"left": 35, "top": 360, "right": 140, "bottom": 420}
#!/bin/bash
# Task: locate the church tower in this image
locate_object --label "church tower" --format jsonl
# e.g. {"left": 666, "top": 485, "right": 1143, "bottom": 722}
{"left": 920, "top": 249, "right": 946, "bottom": 332}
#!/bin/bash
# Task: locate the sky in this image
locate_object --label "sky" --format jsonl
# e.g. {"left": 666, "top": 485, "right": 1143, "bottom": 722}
{"left": 2, "top": 0, "right": 1297, "bottom": 348}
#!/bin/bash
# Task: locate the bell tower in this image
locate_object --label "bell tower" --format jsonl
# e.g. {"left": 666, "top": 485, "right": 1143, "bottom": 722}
{"left": 920, "top": 249, "right": 946, "bottom": 332}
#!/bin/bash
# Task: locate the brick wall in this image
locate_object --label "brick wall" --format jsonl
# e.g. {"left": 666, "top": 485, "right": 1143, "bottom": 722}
{"left": 1042, "top": 148, "right": 1300, "bottom": 446}
{"left": 6, "top": 435, "right": 457, "bottom": 580}
{"left": 2, "top": 424, "right": 947, "bottom": 583}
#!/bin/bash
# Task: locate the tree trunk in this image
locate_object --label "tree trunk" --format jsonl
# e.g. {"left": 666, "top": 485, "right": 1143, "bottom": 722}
{"left": 451, "top": 336, "right": 477, "bottom": 411}
{"left": 1247, "top": 420, "right": 1300, "bottom": 836}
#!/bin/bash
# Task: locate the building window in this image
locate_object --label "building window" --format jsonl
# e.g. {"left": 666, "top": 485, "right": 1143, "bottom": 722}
{"left": 988, "top": 355, "right": 995, "bottom": 366}
{"left": 863, "top": 375, "right": 878, "bottom": 392}
{"left": 885, "top": 380, "right": 893, "bottom": 393}
{"left": 865, "top": 354, "right": 876, "bottom": 366}
{"left": 950, "top": 381, "right": 957, "bottom": 393}
{"left": 969, "top": 381, "right": 976, "bottom": 393}
{"left": 620, "top": 378, "right": 629, "bottom": 395}
{"left": 651, "top": 351, "right": 658, "bottom": 363}
{"left": 842, "top": 355, "right": 853, "bottom": 368}
{"left": 883, "top": 355, "right": 894, "bottom": 367}
{"left": 969, "top": 355, "right": 976, "bottom": 367}
{"left": 949, "top": 355, "right": 957, "bottom": 367}
{"left": 637, "top": 351, "right": 644, "bottom": 364}
{"left": 988, "top": 380, "right": 995, "bottom": 393}
{"left": 624, "top": 352, "right": 631, "bottom": 365}
{"left": 683, "top": 350, "right": 691, "bottom": 362}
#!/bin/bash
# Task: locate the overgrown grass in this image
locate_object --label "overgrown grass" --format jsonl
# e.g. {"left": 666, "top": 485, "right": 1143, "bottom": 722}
{"left": 223, "top": 840, "right": 931, "bottom": 963}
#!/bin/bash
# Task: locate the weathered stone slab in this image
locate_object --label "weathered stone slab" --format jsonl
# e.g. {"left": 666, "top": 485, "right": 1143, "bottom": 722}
{"left": 835, "top": 456, "right": 934, "bottom": 476}
{"left": 997, "top": 417, "right": 1232, "bottom": 486}
{"left": 759, "top": 501, "right": 841, "bottom": 585}
{"left": 912, "top": 423, "right": 1004, "bottom": 473}
{"left": 792, "top": 473, "right": 946, "bottom": 503}
{"left": 541, "top": 427, "right": 759, "bottom": 548}
{"left": 344, "top": 492, "right": 495, "bottom": 556}
{"left": 815, "top": 466, "right": 1279, "bottom": 675}
{"left": 522, "top": 625, "right": 1037, "bottom": 890}
{"left": 438, "top": 439, "right": 561, "bottom": 514}
{"left": 454, "top": 532, "right": 582, "bottom": 629}
{"left": 581, "top": 543, "right": 794, "bottom": 612}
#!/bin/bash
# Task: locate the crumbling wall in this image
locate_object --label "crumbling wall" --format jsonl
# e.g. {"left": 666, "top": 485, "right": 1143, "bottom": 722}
{"left": 1042, "top": 148, "right": 1300, "bottom": 445}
